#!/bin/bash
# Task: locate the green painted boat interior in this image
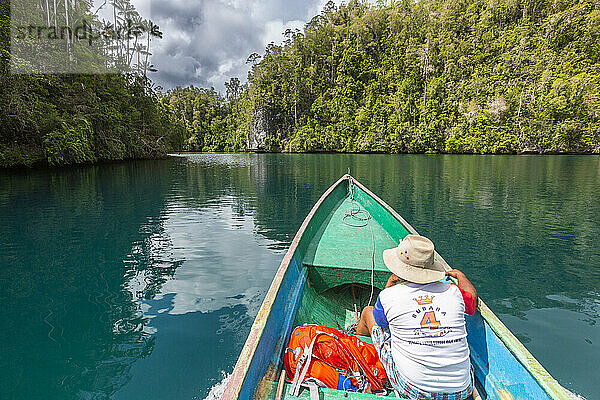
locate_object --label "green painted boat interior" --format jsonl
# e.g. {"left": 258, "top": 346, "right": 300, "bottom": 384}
{"left": 303, "top": 195, "right": 401, "bottom": 273}
{"left": 295, "top": 283, "right": 380, "bottom": 344}
{"left": 300, "top": 179, "right": 411, "bottom": 292}
{"left": 270, "top": 177, "right": 459, "bottom": 399}
{"left": 275, "top": 382, "right": 394, "bottom": 400}
{"left": 297, "top": 178, "right": 407, "bottom": 334}
{"left": 277, "top": 179, "right": 420, "bottom": 399}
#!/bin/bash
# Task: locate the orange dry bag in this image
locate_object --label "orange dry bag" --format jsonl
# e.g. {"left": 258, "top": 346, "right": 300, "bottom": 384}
{"left": 284, "top": 324, "right": 388, "bottom": 395}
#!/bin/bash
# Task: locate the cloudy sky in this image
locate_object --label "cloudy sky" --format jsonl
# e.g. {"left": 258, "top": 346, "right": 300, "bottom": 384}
{"left": 95, "top": 0, "right": 347, "bottom": 92}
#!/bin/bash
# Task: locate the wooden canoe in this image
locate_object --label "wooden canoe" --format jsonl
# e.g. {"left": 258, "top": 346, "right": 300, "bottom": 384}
{"left": 221, "top": 174, "right": 571, "bottom": 400}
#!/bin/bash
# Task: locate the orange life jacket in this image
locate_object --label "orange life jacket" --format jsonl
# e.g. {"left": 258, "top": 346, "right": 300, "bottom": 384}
{"left": 284, "top": 324, "right": 388, "bottom": 395}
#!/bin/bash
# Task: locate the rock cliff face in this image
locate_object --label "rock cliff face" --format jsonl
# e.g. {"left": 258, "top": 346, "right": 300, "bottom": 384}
{"left": 247, "top": 102, "right": 270, "bottom": 151}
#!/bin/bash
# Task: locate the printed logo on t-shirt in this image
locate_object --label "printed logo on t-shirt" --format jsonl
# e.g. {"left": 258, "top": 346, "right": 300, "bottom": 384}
{"left": 411, "top": 296, "right": 453, "bottom": 338}
{"left": 413, "top": 295, "right": 434, "bottom": 305}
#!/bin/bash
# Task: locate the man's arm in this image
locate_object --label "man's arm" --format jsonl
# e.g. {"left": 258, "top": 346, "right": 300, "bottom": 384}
{"left": 446, "top": 269, "right": 478, "bottom": 309}
{"left": 385, "top": 274, "right": 402, "bottom": 288}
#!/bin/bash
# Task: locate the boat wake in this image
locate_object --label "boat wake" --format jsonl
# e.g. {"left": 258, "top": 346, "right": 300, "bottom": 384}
{"left": 565, "top": 387, "right": 587, "bottom": 400}
{"left": 205, "top": 371, "right": 231, "bottom": 400}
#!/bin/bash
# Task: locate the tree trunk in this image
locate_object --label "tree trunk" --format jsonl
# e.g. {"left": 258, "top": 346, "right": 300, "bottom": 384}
{"left": 294, "top": 95, "right": 297, "bottom": 126}
{"left": 144, "top": 28, "right": 151, "bottom": 77}
{"left": 64, "top": 0, "right": 70, "bottom": 58}
{"left": 129, "top": 35, "right": 138, "bottom": 67}
{"left": 126, "top": 21, "right": 130, "bottom": 67}
{"left": 422, "top": 40, "right": 429, "bottom": 114}
{"left": 45, "top": 0, "right": 50, "bottom": 25}
{"left": 113, "top": 0, "right": 119, "bottom": 61}
{"left": 331, "top": 42, "right": 335, "bottom": 83}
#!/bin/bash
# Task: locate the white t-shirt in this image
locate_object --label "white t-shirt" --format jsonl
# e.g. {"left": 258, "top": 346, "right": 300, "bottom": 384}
{"left": 373, "top": 281, "right": 472, "bottom": 393}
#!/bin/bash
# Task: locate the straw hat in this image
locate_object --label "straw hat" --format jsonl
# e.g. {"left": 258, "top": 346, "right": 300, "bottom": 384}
{"left": 382, "top": 235, "right": 446, "bottom": 284}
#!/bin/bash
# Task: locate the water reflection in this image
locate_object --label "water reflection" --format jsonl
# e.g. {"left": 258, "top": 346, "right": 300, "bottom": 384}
{"left": 113, "top": 167, "right": 286, "bottom": 399}
{"left": 499, "top": 295, "right": 599, "bottom": 398}
{"left": 0, "top": 161, "right": 174, "bottom": 399}
{"left": 1, "top": 154, "right": 599, "bottom": 400}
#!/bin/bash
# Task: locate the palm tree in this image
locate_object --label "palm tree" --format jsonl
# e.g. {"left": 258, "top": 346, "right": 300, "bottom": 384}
{"left": 125, "top": 15, "right": 143, "bottom": 68}
{"left": 111, "top": 0, "right": 125, "bottom": 60}
{"left": 45, "top": 0, "right": 51, "bottom": 25}
{"left": 99, "top": 19, "right": 115, "bottom": 68}
{"left": 143, "top": 20, "right": 162, "bottom": 77}
{"left": 133, "top": 42, "right": 144, "bottom": 73}
{"left": 64, "top": 0, "right": 71, "bottom": 57}
{"left": 53, "top": 0, "right": 58, "bottom": 26}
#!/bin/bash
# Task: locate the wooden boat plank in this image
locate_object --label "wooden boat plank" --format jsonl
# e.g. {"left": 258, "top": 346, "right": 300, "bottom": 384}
{"left": 236, "top": 256, "right": 306, "bottom": 400}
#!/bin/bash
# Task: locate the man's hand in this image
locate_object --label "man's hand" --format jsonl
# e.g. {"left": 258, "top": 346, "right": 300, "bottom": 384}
{"left": 446, "top": 269, "right": 478, "bottom": 306}
{"left": 446, "top": 269, "right": 465, "bottom": 279}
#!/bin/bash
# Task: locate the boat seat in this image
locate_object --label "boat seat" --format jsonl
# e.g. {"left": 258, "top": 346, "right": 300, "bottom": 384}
{"left": 278, "top": 382, "right": 477, "bottom": 400}
{"left": 279, "top": 382, "right": 397, "bottom": 399}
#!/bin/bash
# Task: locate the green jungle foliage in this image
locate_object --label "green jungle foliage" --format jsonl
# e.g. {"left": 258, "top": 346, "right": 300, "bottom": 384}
{"left": 0, "top": 0, "right": 184, "bottom": 167}
{"left": 0, "top": 72, "right": 185, "bottom": 167}
{"left": 160, "top": 78, "right": 249, "bottom": 152}
{"left": 249, "top": 0, "right": 600, "bottom": 153}
{"left": 165, "top": 0, "right": 600, "bottom": 154}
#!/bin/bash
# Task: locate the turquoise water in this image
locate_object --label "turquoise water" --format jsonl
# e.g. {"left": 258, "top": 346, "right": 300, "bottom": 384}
{"left": 0, "top": 154, "right": 598, "bottom": 400}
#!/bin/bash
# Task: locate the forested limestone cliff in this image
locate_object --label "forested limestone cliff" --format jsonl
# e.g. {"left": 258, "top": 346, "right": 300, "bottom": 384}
{"left": 166, "top": 0, "right": 600, "bottom": 154}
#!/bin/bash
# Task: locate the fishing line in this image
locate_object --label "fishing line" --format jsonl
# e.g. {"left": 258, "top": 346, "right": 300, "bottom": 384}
{"left": 343, "top": 179, "right": 376, "bottom": 310}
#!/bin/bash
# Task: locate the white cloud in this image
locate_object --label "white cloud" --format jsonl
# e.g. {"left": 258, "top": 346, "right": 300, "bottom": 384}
{"left": 94, "top": 0, "right": 361, "bottom": 91}
{"left": 261, "top": 19, "right": 305, "bottom": 47}
{"left": 122, "top": 195, "right": 285, "bottom": 316}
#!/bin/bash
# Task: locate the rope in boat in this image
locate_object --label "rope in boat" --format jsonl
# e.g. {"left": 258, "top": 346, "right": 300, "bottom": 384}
{"left": 343, "top": 178, "right": 377, "bottom": 316}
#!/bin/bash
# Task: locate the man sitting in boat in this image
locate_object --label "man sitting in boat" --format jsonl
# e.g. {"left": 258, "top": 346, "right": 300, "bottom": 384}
{"left": 356, "top": 234, "right": 478, "bottom": 400}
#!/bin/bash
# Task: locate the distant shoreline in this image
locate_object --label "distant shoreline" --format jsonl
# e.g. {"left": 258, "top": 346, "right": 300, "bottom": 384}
{"left": 4, "top": 150, "right": 599, "bottom": 171}
{"left": 169, "top": 150, "right": 600, "bottom": 156}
